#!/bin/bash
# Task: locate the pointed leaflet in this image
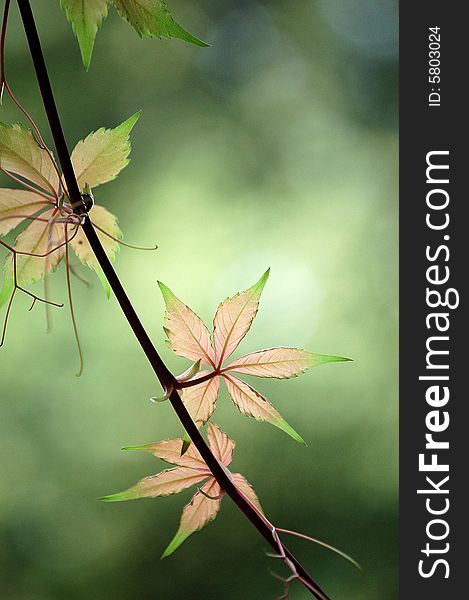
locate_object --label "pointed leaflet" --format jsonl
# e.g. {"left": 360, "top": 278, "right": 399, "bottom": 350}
{"left": 162, "top": 478, "right": 222, "bottom": 557}
{"left": 181, "top": 374, "right": 219, "bottom": 426}
{"left": 213, "top": 269, "right": 269, "bottom": 366}
{"left": 207, "top": 423, "right": 234, "bottom": 467}
{"left": 0, "top": 123, "right": 59, "bottom": 195}
{"left": 123, "top": 437, "right": 208, "bottom": 471}
{"left": 0, "top": 212, "right": 65, "bottom": 307}
{"left": 223, "top": 374, "right": 305, "bottom": 445}
{"left": 70, "top": 205, "right": 121, "bottom": 298}
{"left": 232, "top": 473, "right": 263, "bottom": 514}
{"left": 101, "top": 466, "right": 209, "bottom": 501}
{"left": 60, "top": 0, "right": 109, "bottom": 69}
{"left": 159, "top": 282, "right": 216, "bottom": 367}
{"left": 112, "top": 0, "right": 208, "bottom": 47}
{"left": 0, "top": 189, "right": 51, "bottom": 236}
{"left": 70, "top": 112, "right": 140, "bottom": 190}
{"left": 224, "top": 348, "right": 351, "bottom": 379}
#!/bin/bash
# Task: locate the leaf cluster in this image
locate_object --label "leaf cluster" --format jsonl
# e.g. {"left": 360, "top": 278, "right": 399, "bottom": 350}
{"left": 0, "top": 113, "right": 140, "bottom": 349}
{"left": 102, "top": 270, "right": 350, "bottom": 554}
{"left": 60, "top": 0, "right": 208, "bottom": 69}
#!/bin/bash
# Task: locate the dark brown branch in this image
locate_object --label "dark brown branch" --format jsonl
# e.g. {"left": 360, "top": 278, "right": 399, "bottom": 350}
{"left": 14, "top": 2, "right": 331, "bottom": 598}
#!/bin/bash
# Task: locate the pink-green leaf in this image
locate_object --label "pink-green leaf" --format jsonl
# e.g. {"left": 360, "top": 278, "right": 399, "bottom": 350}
{"left": 100, "top": 466, "right": 209, "bottom": 501}
{"left": 213, "top": 269, "right": 269, "bottom": 366}
{"left": 70, "top": 204, "right": 121, "bottom": 298}
{"left": 70, "top": 112, "right": 140, "bottom": 189}
{"left": 0, "top": 123, "right": 60, "bottom": 195}
{"left": 158, "top": 281, "right": 216, "bottom": 367}
{"left": 1, "top": 211, "right": 65, "bottom": 308}
{"left": 207, "top": 422, "right": 235, "bottom": 467}
{"left": 0, "top": 189, "right": 50, "bottom": 236}
{"left": 224, "top": 347, "right": 350, "bottom": 379}
{"left": 181, "top": 374, "right": 219, "bottom": 426}
{"left": 232, "top": 473, "right": 263, "bottom": 514}
{"left": 161, "top": 478, "right": 222, "bottom": 557}
{"left": 223, "top": 374, "right": 305, "bottom": 445}
{"left": 123, "top": 437, "right": 208, "bottom": 471}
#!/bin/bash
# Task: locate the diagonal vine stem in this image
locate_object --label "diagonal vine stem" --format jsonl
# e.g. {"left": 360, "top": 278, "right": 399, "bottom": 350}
{"left": 13, "top": 1, "right": 331, "bottom": 598}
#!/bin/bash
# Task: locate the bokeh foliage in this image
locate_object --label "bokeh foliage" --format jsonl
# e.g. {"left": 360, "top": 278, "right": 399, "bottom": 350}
{"left": 0, "top": 1, "right": 398, "bottom": 598}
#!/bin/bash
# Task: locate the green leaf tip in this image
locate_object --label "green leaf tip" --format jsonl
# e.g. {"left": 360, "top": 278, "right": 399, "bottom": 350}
{"left": 157, "top": 280, "right": 180, "bottom": 308}
{"left": 161, "top": 530, "right": 189, "bottom": 558}
{"left": 60, "top": 0, "right": 109, "bottom": 69}
{"left": 254, "top": 268, "right": 270, "bottom": 291}
{"left": 276, "top": 417, "right": 307, "bottom": 446}
{"left": 157, "top": 280, "right": 170, "bottom": 297}
{"left": 99, "top": 488, "right": 136, "bottom": 502}
{"left": 121, "top": 444, "right": 151, "bottom": 451}
{"left": 117, "top": 111, "right": 141, "bottom": 136}
{"left": 113, "top": 0, "right": 209, "bottom": 48}
{"left": 308, "top": 353, "right": 353, "bottom": 366}
{"left": 180, "top": 432, "right": 192, "bottom": 456}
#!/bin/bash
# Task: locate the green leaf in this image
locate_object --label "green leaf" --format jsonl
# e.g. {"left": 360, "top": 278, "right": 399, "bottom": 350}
{"left": 71, "top": 112, "right": 140, "bottom": 190}
{"left": 158, "top": 281, "right": 216, "bottom": 366}
{"left": 180, "top": 429, "right": 191, "bottom": 455}
{"left": 161, "top": 479, "right": 222, "bottom": 557}
{"left": 223, "top": 374, "right": 306, "bottom": 445}
{"left": 275, "top": 416, "right": 306, "bottom": 446}
{"left": 224, "top": 348, "right": 352, "bottom": 379}
{"left": 1, "top": 214, "right": 65, "bottom": 309}
{"left": 0, "top": 122, "right": 60, "bottom": 194}
{"left": 213, "top": 268, "right": 270, "bottom": 364}
{"left": 69, "top": 205, "right": 121, "bottom": 299}
{"left": 60, "top": 0, "right": 109, "bottom": 69}
{"left": 100, "top": 467, "right": 208, "bottom": 501}
{"left": 112, "top": 0, "right": 209, "bottom": 47}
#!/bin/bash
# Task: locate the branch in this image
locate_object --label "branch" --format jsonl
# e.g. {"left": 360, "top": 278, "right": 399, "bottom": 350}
{"left": 14, "top": 2, "right": 331, "bottom": 598}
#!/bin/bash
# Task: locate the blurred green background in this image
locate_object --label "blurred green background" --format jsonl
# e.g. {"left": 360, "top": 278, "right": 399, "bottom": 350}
{"left": 0, "top": 1, "right": 398, "bottom": 599}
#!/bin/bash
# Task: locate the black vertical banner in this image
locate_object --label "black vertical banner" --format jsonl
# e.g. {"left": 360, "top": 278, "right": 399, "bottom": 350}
{"left": 400, "top": 4, "right": 465, "bottom": 598}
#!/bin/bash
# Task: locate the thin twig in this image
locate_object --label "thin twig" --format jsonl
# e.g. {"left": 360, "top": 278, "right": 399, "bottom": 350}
{"left": 92, "top": 222, "right": 158, "bottom": 251}
{"left": 64, "top": 223, "right": 84, "bottom": 376}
